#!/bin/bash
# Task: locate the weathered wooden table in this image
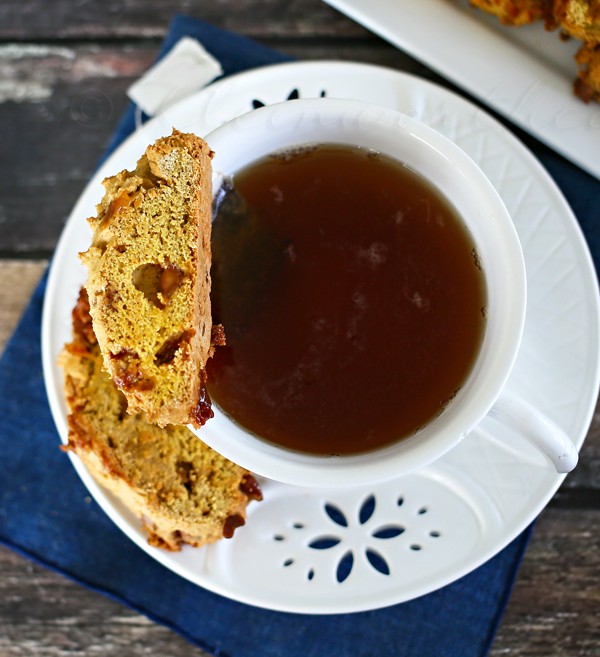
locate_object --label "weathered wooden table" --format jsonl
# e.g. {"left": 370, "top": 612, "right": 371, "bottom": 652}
{"left": 0, "top": 1, "right": 598, "bottom": 655}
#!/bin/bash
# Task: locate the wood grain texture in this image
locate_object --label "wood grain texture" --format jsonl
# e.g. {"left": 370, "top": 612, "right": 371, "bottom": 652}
{"left": 0, "top": 545, "right": 209, "bottom": 657}
{"left": 0, "top": 0, "right": 367, "bottom": 40}
{"left": 490, "top": 509, "right": 600, "bottom": 657}
{"left": 0, "top": 261, "right": 46, "bottom": 351}
{"left": 0, "top": 45, "right": 151, "bottom": 255}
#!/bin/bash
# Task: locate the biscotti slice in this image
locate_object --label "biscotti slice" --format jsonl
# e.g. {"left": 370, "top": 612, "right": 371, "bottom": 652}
{"left": 81, "top": 129, "right": 216, "bottom": 427}
{"left": 61, "top": 288, "right": 262, "bottom": 551}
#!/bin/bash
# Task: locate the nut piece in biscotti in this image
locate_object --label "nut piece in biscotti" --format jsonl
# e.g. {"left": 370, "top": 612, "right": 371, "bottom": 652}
{"left": 81, "top": 129, "right": 216, "bottom": 428}
{"left": 60, "top": 288, "right": 262, "bottom": 551}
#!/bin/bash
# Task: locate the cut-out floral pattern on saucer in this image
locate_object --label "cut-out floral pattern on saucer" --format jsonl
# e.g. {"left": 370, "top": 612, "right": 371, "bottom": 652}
{"left": 273, "top": 491, "right": 442, "bottom": 584}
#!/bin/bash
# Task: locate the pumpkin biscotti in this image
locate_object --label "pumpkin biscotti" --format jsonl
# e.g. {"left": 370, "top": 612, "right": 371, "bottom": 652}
{"left": 61, "top": 288, "right": 262, "bottom": 551}
{"left": 81, "top": 130, "right": 218, "bottom": 427}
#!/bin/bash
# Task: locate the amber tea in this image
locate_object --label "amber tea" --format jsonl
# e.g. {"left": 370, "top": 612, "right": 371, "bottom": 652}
{"left": 207, "top": 144, "right": 487, "bottom": 456}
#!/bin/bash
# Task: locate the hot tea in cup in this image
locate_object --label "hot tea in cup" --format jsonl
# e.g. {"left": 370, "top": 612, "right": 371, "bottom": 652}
{"left": 208, "top": 143, "right": 486, "bottom": 456}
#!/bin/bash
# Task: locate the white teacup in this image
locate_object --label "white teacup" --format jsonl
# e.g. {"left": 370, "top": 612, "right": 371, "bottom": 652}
{"left": 190, "top": 98, "right": 577, "bottom": 488}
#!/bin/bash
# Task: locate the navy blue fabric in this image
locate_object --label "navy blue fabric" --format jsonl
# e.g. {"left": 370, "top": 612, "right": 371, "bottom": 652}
{"left": 1, "top": 15, "right": 595, "bottom": 657}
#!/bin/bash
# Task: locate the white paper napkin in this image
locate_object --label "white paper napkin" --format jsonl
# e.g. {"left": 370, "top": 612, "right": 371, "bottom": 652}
{"left": 127, "top": 36, "right": 223, "bottom": 117}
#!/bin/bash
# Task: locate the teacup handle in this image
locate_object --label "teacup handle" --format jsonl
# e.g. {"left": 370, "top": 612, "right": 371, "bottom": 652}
{"left": 489, "top": 389, "right": 578, "bottom": 473}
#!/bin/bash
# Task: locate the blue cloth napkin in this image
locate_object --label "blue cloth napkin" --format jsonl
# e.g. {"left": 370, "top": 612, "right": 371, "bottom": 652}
{"left": 1, "top": 15, "right": 597, "bottom": 657}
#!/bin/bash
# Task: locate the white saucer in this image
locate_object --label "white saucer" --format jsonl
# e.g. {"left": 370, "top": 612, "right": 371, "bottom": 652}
{"left": 42, "top": 61, "right": 600, "bottom": 614}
